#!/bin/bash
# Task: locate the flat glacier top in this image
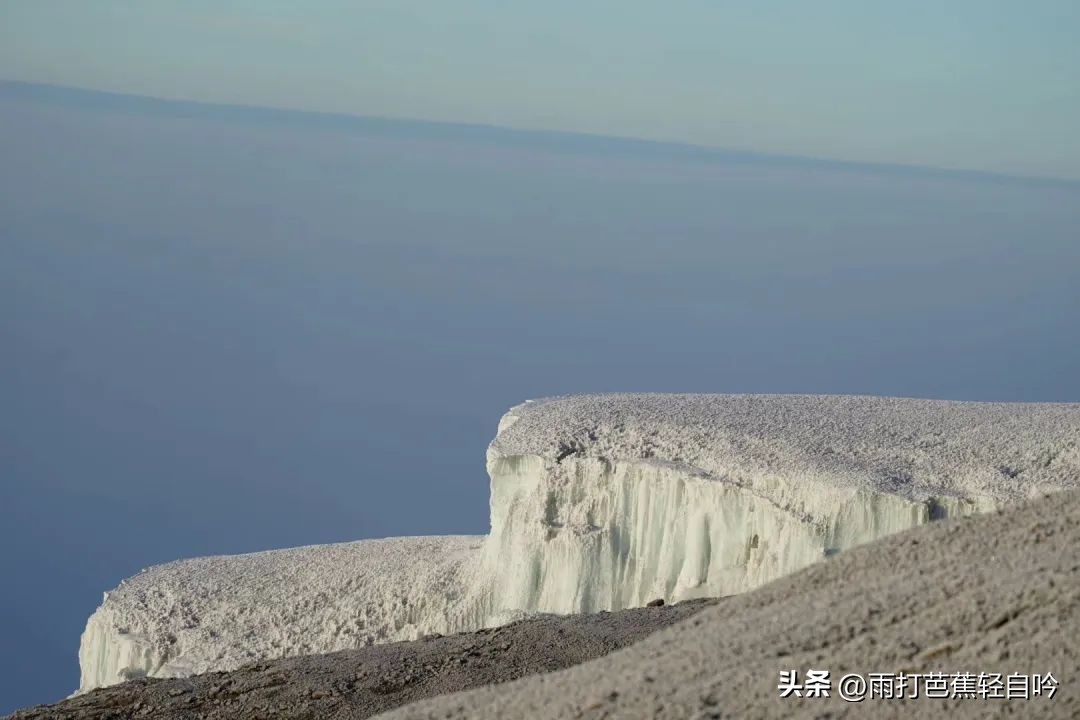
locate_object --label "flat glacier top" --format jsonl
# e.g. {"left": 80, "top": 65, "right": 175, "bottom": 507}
{"left": 81, "top": 535, "right": 483, "bottom": 687}
{"left": 491, "top": 394, "right": 1080, "bottom": 503}
{"left": 107, "top": 534, "right": 480, "bottom": 608}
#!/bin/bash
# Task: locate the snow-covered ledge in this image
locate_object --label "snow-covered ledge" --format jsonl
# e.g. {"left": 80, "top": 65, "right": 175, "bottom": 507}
{"left": 78, "top": 536, "right": 486, "bottom": 691}
{"left": 78, "top": 394, "right": 1080, "bottom": 692}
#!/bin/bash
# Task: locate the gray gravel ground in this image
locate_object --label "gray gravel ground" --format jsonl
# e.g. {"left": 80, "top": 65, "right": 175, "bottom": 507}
{"left": 381, "top": 489, "right": 1080, "bottom": 719}
{"left": 5, "top": 600, "right": 716, "bottom": 720}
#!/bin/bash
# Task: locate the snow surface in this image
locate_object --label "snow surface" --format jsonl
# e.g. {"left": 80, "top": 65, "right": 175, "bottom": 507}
{"left": 492, "top": 394, "right": 1080, "bottom": 506}
{"left": 77, "top": 394, "right": 1080, "bottom": 692}
{"left": 79, "top": 536, "right": 485, "bottom": 691}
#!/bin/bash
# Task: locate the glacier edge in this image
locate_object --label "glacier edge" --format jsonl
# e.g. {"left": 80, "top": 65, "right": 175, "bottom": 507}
{"left": 76, "top": 394, "right": 1080, "bottom": 692}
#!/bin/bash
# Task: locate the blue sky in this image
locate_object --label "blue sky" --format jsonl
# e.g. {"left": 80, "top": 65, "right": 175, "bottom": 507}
{"left": 2, "top": 0, "right": 1079, "bottom": 178}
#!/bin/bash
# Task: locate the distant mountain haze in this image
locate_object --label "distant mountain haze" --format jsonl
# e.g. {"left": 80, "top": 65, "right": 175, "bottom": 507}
{"left": 2, "top": 0, "right": 1079, "bottom": 178}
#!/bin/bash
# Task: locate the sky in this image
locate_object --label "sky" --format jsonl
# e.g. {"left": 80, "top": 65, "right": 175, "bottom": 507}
{"left": 1, "top": 0, "right": 1079, "bottom": 179}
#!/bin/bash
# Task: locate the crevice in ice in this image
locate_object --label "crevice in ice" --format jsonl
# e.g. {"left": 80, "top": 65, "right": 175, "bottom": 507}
{"left": 927, "top": 497, "right": 948, "bottom": 521}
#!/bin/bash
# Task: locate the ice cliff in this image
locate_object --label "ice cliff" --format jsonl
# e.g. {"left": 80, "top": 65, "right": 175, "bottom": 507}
{"left": 77, "top": 394, "right": 1080, "bottom": 692}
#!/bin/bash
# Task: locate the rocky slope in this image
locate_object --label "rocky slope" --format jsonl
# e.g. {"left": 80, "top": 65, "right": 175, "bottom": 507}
{"left": 7, "top": 601, "right": 715, "bottom": 720}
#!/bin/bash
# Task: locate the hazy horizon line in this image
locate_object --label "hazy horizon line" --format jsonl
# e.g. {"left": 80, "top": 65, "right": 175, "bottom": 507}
{"left": 4, "top": 78, "right": 1078, "bottom": 189}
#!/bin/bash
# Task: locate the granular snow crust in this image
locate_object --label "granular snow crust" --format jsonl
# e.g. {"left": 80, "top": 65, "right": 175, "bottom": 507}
{"left": 493, "top": 394, "right": 1080, "bottom": 505}
{"left": 79, "top": 536, "right": 485, "bottom": 690}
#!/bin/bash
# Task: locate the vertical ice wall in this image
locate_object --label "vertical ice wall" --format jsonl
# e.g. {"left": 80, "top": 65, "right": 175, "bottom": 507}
{"left": 469, "top": 393, "right": 1078, "bottom": 619}
{"left": 474, "top": 450, "right": 972, "bottom": 622}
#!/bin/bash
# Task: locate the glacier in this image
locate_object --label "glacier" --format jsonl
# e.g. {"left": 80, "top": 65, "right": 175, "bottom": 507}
{"left": 78, "top": 536, "right": 487, "bottom": 691}
{"left": 77, "top": 394, "right": 1080, "bottom": 692}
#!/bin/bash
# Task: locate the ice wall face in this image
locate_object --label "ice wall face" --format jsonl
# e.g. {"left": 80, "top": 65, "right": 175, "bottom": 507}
{"left": 472, "top": 393, "right": 1080, "bottom": 618}
{"left": 77, "top": 394, "right": 1080, "bottom": 693}
{"left": 476, "top": 455, "right": 937, "bottom": 619}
